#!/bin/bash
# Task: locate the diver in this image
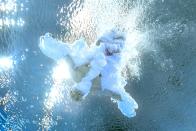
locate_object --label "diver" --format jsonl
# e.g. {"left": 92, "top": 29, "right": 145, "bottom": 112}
{"left": 39, "top": 29, "right": 138, "bottom": 118}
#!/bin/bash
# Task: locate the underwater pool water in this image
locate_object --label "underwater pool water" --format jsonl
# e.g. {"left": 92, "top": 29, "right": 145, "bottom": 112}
{"left": 0, "top": 0, "right": 196, "bottom": 130}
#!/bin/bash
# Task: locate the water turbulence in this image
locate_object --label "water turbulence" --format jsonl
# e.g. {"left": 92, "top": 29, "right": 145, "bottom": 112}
{"left": 1, "top": 0, "right": 195, "bottom": 130}
{"left": 54, "top": 0, "right": 180, "bottom": 129}
{"left": 0, "top": 0, "right": 28, "bottom": 130}
{"left": 58, "top": 0, "right": 153, "bottom": 80}
{"left": 41, "top": 0, "right": 150, "bottom": 128}
{"left": 41, "top": 59, "right": 81, "bottom": 129}
{"left": 0, "top": 56, "right": 18, "bottom": 130}
{"left": 40, "top": 0, "right": 155, "bottom": 129}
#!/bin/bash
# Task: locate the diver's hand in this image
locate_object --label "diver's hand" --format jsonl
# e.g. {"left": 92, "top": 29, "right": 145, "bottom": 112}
{"left": 39, "top": 33, "right": 71, "bottom": 61}
{"left": 70, "top": 88, "right": 84, "bottom": 101}
{"left": 70, "top": 80, "right": 92, "bottom": 101}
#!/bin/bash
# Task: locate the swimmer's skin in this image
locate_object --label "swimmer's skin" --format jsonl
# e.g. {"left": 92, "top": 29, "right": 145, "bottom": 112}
{"left": 39, "top": 29, "right": 138, "bottom": 118}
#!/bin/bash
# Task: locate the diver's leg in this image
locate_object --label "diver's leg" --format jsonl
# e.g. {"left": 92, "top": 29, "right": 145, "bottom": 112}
{"left": 116, "top": 88, "right": 138, "bottom": 118}
{"left": 71, "top": 52, "right": 106, "bottom": 100}
{"left": 101, "top": 74, "right": 138, "bottom": 118}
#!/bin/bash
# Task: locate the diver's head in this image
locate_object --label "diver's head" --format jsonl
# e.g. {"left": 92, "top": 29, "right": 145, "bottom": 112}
{"left": 96, "top": 29, "right": 126, "bottom": 55}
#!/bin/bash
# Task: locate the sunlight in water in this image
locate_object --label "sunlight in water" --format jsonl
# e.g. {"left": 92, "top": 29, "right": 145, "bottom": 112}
{"left": 42, "top": 60, "right": 76, "bottom": 129}
{"left": 52, "top": 60, "right": 71, "bottom": 82}
{"left": 0, "top": 18, "right": 25, "bottom": 27}
{"left": 0, "top": 0, "right": 26, "bottom": 28}
{"left": 45, "top": 59, "right": 72, "bottom": 110}
{"left": 0, "top": 0, "right": 17, "bottom": 12}
{"left": 0, "top": 57, "right": 13, "bottom": 72}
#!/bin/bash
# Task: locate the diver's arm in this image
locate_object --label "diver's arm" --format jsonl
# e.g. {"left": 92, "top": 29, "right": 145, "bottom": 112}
{"left": 69, "top": 41, "right": 97, "bottom": 68}
{"left": 39, "top": 33, "right": 71, "bottom": 61}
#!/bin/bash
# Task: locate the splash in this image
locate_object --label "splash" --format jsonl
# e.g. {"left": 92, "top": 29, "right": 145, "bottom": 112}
{"left": 58, "top": 0, "right": 145, "bottom": 43}
{"left": 42, "top": 0, "right": 186, "bottom": 129}
{"left": 57, "top": 0, "right": 155, "bottom": 80}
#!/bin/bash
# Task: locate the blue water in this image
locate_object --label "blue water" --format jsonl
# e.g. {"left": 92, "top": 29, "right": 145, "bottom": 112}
{"left": 0, "top": 0, "right": 196, "bottom": 130}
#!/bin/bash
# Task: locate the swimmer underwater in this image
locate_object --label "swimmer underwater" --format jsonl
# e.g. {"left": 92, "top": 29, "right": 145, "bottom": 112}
{"left": 39, "top": 29, "right": 138, "bottom": 118}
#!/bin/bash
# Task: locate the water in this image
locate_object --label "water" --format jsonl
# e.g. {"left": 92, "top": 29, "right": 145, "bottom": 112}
{"left": 0, "top": 0, "right": 196, "bottom": 130}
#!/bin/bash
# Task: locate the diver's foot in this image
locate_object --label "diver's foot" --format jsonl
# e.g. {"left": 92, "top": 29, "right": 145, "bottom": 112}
{"left": 117, "top": 98, "right": 138, "bottom": 118}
